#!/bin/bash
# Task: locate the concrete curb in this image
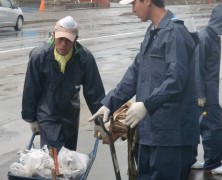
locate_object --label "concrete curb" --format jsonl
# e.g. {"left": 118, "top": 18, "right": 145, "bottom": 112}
{"left": 22, "top": 2, "right": 130, "bottom": 25}
{"left": 21, "top": 2, "right": 220, "bottom": 25}
{"left": 23, "top": 19, "right": 57, "bottom": 25}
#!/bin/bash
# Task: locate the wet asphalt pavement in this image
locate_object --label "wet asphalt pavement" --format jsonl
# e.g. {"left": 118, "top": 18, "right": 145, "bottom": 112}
{"left": 0, "top": 2, "right": 222, "bottom": 180}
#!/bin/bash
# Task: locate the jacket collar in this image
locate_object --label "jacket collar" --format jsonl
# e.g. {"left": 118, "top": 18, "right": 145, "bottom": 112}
{"left": 156, "top": 10, "right": 176, "bottom": 29}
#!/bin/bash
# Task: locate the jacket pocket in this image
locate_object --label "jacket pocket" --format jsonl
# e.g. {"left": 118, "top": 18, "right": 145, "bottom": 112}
{"left": 142, "top": 46, "right": 166, "bottom": 81}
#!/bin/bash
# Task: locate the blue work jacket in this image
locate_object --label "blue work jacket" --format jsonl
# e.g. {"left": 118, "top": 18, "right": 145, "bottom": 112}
{"left": 102, "top": 10, "right": 199, "bottom": 146}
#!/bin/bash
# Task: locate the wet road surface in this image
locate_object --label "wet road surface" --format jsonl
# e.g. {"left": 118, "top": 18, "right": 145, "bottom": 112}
{"left": 0, "top": 3, "right": 222, "bottom": 180}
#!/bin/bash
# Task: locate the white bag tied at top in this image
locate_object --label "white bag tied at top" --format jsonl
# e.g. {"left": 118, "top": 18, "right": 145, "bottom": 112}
{"left": 9, "top": 145, "right": 54, "bottom": 178}
{"left": 58, "top": 146, "right": 90, "bottom": 179}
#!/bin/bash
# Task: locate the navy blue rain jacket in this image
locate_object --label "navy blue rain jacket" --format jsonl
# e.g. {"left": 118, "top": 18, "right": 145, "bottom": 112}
{"left": 197, "top": 4, "right": 222, "bottom": 105}
{"left": 102, "top": 10, "right": 199, "bottom": 146}
{"left": 22, "top": 42, "right": 105, "bottom": 149}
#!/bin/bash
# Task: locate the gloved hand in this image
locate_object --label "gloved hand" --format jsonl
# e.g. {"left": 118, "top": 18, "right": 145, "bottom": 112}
{"left": 198, "top": 97, "right": 206, "bottom": 107}
{"left": 88, "top": 106, "right": 111, "bottom": 123}
{"left": 126, "top": 102, "right": 147, "bottom": 128}
{"left": 94, "top": 124, "right": 106, "bottom": 139}
{"left": 30, "top": 121, "right": 40, "bottom": 134}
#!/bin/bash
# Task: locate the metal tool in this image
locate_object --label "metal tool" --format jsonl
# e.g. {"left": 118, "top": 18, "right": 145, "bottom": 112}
{"left": 95, "top": 116, "right": 121, "bottom": 180}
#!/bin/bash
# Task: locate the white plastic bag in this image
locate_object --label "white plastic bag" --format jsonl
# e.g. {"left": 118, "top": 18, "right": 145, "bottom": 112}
{"left": 58, "top": 146, "right": 90, "bottom": 179}
{"left": 9, "top": 145, "right": 54, "bottom": 178}
{"left": 9, "top": 162, "right": 30, "bottom": 177}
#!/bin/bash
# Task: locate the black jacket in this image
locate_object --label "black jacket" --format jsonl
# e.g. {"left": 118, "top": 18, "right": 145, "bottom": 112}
{"left": 22, "top": 41, "right": 105, "bottom": 149}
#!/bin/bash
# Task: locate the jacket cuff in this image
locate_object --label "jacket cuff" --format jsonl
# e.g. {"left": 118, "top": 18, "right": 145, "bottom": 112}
{"left": 22, "top": 117, "right": 36, "bottom": 123}
{"left": 144, "top": 99, "right": 158, "bottom": 116}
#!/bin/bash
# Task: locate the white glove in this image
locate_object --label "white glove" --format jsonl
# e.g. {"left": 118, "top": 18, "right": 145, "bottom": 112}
{"left": 126, "top": 102, "right": 147, "bottom": 128}
{"left": 30, "top": 121, "right": 40, "bottom": 134}
{"left": 94, "top": 125, "right": 106, "bottom": 139}
{"left": 88, "top": 106, "right": 111, "bottom": 123}
{"left": 198, "top": 97, "right": 206, "bottom": 107}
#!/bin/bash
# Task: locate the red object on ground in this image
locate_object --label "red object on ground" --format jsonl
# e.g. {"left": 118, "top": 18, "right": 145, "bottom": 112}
{"left": 39, "top": 0, "right": 45, "bottom": 12}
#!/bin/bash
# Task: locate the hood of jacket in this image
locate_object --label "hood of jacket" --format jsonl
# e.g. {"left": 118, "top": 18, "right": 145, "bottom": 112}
{"left": 207, "top": 4, "right": 222, "bottom": 35}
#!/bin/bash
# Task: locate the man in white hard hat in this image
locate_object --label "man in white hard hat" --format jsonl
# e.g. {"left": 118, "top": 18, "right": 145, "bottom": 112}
{"left": 89, "top": 0, "right": 199, "bottom": 179}
{"left": 22, "top": 16, "right": 105, "bottom": 151}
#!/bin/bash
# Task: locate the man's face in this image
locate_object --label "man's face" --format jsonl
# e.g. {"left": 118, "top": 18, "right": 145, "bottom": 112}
{"left": 54, "top": 36, "right": 74, "bottom": 56}
{"left": 132, "top": 0, "right": 150, "bottom": 22}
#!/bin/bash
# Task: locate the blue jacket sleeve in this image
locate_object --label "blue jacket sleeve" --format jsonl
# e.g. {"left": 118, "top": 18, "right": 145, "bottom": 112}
{"left": 195, "top": 32, "right": 206, "bottom": 99}
{"left": 80, "top": 47, "right": 105, "bottom": 114}
{"left": 21, "top": 47, "right": 43, "bottom": 122}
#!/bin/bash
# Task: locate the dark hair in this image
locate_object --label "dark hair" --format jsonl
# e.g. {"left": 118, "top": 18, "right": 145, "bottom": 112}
{"left": 151, "top": 0, "right": 165, "bottom": 7}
